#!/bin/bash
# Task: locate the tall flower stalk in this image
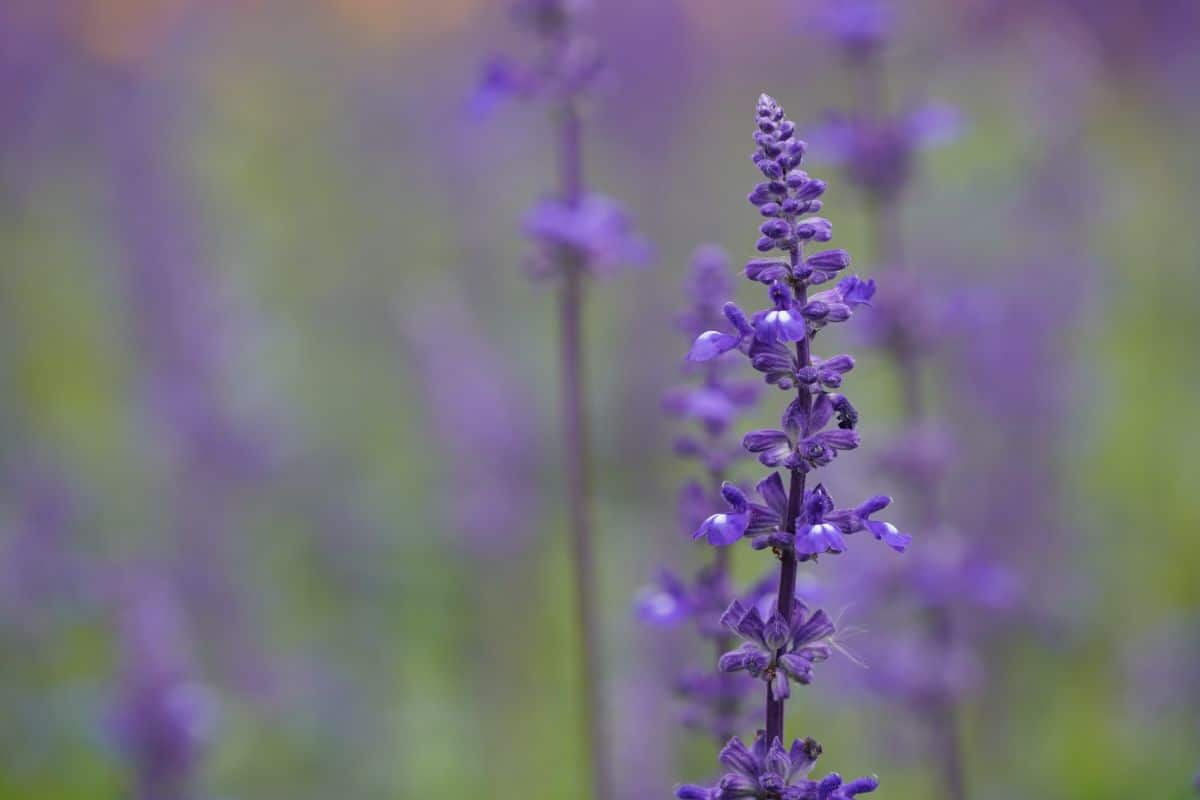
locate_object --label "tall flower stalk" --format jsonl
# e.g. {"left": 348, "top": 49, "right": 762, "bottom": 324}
{"left": 476, "top": 3, "right": 648, "bottom": 798}
{"left": 675, "top": 93, "right": 907, "bottom": 800}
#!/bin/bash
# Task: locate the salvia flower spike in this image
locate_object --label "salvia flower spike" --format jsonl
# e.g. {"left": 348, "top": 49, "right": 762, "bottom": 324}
{"left": 675, "top": 94, "right": 902, "bottom": 800}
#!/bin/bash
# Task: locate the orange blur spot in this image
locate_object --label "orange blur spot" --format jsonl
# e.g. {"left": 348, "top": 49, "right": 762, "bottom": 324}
{"left": 325, "top": 0, "right": 483, "bottom": 45}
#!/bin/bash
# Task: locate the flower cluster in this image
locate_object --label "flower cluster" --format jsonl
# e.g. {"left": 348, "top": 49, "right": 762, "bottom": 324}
{"left": 677, "top": 733, "right": 878, "bottom": 800}
{"left": 675, "top": 93, "right": 902, "bottom": 799}
{"left": 717, "top": 599, "right": 835, "bottom": 700}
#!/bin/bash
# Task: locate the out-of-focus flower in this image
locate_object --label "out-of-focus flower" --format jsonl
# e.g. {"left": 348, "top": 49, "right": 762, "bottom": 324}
{"left": 812, "top": 103, "right": 962, "bottom": 203}
{"left": 111, "top": 572, "right": 217, "bottom": 800}
{"left": 0, "top": 462, "right": 87, "bottom": 623}
{"left": 400, "top": 292, "right": 543, "bottom": 555}
{"left": 523, "top": 194, "right": 652, "bottom": 278}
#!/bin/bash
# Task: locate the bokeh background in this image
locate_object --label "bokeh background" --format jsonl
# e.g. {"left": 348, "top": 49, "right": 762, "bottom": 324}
{"left": 2, "top": 1, "right": 1198, "bottom": 798}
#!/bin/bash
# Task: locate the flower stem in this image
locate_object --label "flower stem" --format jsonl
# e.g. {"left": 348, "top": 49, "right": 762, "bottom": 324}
{"left": 766, "top": 247, "right": 812, "bottom": 745}
{"left": 557, "top": 97, "right": 612, "bottom": 800}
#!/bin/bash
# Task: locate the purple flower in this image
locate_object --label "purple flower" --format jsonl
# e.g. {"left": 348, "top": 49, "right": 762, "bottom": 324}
{"left": 753, "top": 282, "right": 809, "bottom": 344}
{"left": 809, "top": 0, "right": 892, "bottom": 59}
{"left": 471, "top": 0, "right": 604, "bottom": 118}
{"left": 693, "top": 483, "right": 753, "bottom": 547}
{"left": 676, "top": 732, "right": 877, "bottom": 800}
{"left": 523, "top": 194, "right": 652, "bottom": 278}
{"left": 111, "top": 574, "right": 216, "bottom": 800}
{"left": 813, "top": 103, "right": 961, "bottom": 203}
{"left": 718, "top": 599, "right": 837, "bottom": 697}
{"left": 826, "top": 496, "right": 911, "bottom": 553}
{"left": 793, "top": 486, "right": 848, "bottom": 557}
{"left": 742, "top": 394, "right": 861, "bottom": 472}
{"left": 674, "top": 93, "right": 894, "bottom": 793}
{"left": 688, "top": 302, "right": 756, "bottom": 362}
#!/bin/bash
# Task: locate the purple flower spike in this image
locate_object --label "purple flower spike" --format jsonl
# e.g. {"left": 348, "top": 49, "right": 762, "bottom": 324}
{"left": 670, "top": 94, "right": 893, "bottom": 795}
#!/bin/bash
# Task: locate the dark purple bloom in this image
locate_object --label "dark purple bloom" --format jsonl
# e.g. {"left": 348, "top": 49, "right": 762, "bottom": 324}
{"left": 111, "top": 574, "right": 216, "bottom": 800}
{"left": 753, "top": 282, "right": 809, "bottom": 344}
{"left": 693, "top": 483, "right": 753, "bottom": 547}
{"left": 742, "top": 394, "right": 861, "bottom": 473}
{"left": 676, "top": 732, "right": 877, "bottom": 800}
{"left": 718, "top": 599, "right": 837, "bottom": 698}
{"left": 825, "top": 495, "right": 911, "bottom": 553}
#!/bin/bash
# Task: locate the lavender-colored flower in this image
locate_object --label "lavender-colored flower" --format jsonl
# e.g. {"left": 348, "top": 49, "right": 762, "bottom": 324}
{"left": 813, "top": 104, "right": 961, "bottom": 204}
{"left": 808, "top": 0, "right": 893, "bottom": 59}
{"left": 717, "top": 599, "right": 836, "bottom": 700}
{"left": 471, "top": 0, "right": 603, "bottom": 117}
{"left": 741, "top": 394, "right": 861, "bottom": 474}
{"left": 675, "top": 92, "right": 896, "bottom": 796}
{"left": 693, "top": 483, "right": 753, "bottom": 547}
{"left": 523, "top": 194, "right": 651, "bottom": 278}
{"left": 111, "top": 573, "right": 216, "bottom": 800}
{"left": 676, "top": 732, "right": 878, "bottom": 800}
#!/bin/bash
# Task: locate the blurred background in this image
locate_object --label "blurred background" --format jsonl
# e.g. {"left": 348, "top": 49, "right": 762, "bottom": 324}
{"left": 1, "top": 0, "right": 1198, "bottom": 798}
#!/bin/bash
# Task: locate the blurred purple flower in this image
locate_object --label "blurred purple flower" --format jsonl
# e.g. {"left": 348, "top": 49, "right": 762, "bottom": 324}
{"left": 102, "top": 72, "right": 277, "bottom": 697}
{"left": 469, "top": 0, "right": 603, "bottom": 119}
{"left": 812, "top": 103, "right": 962, "bottom": 203}
{"left": 111, "top": 572, "right": 216, "bottom": 800}
{"left": 401, "top": 293, "right": 543, "bottom": 554}
{"left": 523, "top": 194, "right": 652, "bottom": 278}
{"left": 808, "top": 0, "right": 894, "bottom": 59}
{"left": 0, "top": 462, "right": 88, "bottom": 624}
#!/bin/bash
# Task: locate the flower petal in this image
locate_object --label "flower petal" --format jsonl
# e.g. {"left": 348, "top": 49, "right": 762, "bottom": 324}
{"left": 688, "top": 330, "right": 740, "bottom": 362}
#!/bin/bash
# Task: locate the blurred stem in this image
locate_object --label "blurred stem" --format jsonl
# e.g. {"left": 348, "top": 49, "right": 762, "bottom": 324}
{"left": 863, "top": 99, "right": 970, "bottom": 800}
{"left": 557, "top": 98, "right": 612, "bottom": 800}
